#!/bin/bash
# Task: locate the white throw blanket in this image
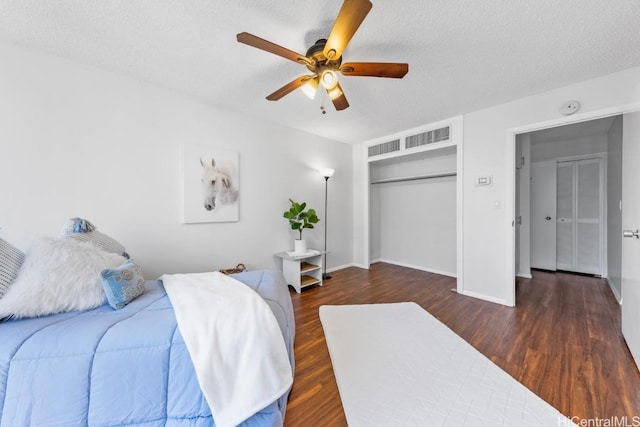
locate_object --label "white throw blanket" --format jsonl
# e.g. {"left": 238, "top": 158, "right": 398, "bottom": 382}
{"left": 161, "top": 272, "right": 293, "bottom": 427}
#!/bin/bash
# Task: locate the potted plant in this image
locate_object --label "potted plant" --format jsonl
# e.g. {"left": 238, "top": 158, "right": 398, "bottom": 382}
{"left": 283, "top": 199, "right": 319, "bottom": 254}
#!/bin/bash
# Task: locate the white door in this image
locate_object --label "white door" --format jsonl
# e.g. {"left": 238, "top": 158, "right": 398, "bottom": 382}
{"left": 531, "top": 160, "right": 557, "bottom": 270}
{"left": 556, "top": 162, "right": 575, "bottom": 271}
{"left": 556, "top": 159, "right": 603, "bottom": 275}
{"left": 576, "top": 159, "right": 603, "bottom": 274}
{"left": 622, "top": 111, "right": 640, "bottom": 368}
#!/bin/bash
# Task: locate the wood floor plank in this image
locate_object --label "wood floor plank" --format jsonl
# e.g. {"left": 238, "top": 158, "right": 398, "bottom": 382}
{"left": 283, "top": 263, "right": 640, "bottom": 426}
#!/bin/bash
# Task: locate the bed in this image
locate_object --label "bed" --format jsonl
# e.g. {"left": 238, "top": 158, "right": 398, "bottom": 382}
{"left": 0, "top": 269, "right": 295, "bottom": 427}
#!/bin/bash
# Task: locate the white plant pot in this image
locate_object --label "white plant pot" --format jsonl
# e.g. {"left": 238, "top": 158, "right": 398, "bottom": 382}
{"left": 294, "top": 239, "right": 307, "bottom": 255}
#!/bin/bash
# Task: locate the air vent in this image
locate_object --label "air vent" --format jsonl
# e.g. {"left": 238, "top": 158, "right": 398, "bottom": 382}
{"left": 368, "top": 139, "right": 400, "bottom": 157}
{"left": 405, "top": 126, "right": 450, "bottom": 149}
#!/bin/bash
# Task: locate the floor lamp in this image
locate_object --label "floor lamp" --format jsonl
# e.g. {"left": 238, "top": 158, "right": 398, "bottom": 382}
{"left": 319, "top": 168, "right": 334, "bottom": 280}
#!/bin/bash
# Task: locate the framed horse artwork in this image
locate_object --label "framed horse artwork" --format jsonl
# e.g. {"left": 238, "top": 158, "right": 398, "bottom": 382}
{"left": 182, "top": 143, "right": 239, "bottom": 223}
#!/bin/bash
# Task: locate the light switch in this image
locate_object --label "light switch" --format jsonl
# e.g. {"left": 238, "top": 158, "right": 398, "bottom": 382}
{"left": 476, "top": 176, "right": 492, "bottom": 186}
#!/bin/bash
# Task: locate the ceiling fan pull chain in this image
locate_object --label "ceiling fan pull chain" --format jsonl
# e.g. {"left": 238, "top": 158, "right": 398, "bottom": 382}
{"left": 319, "top": 87, "right": 328, "bottom": 114}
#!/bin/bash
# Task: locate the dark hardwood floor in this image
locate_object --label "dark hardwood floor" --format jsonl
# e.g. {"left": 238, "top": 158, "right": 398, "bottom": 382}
{"left": 283, "top": 262, "right": 640, "bottom": 426}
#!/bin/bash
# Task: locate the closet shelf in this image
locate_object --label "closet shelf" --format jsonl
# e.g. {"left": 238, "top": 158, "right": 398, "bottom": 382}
{"left": 370, "top": 171, "right": 457, "bottom": 185}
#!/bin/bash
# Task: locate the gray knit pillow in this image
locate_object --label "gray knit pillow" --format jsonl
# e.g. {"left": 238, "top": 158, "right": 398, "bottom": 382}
{"left": 0, "top": 238, "right": 25, "bottom": 299}
{"left": 58, "top": 218, "right": 129, "bottom": 258}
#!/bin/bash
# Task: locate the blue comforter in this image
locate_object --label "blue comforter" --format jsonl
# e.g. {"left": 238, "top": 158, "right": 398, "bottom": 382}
{"left": 0, "top": 270, "right": 295, "bottom": 427}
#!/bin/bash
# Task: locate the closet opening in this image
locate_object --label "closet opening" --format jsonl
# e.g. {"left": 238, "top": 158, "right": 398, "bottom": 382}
{"left": 369, "top": 145, "right": 457, "bottom": 278}
{"left": 362, "top": 116, "right": 464, "bottom": 293}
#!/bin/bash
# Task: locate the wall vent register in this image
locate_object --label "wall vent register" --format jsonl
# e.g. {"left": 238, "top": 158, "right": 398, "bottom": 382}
{"left": 405, "top": 126, "right": 450, "bottom": 149}
{"left": 368, "top": 139, "right": 401, "bottom": 157}
{"left": 367, "top": 125, "right": 452, "bottom": 160}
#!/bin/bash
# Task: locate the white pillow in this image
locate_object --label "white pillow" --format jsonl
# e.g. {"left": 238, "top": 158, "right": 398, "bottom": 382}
{"left": 0, "top": 238, "right": 125, "bottom": 320}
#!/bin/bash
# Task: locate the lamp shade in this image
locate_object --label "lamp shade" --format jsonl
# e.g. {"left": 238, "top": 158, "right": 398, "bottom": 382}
{"left": 319, "top": 168, "right": 335, "bottom": 178}
{"left": 320, "top": 70, "right": 338, "bottom": 89}
{"left": 327, "top": 85, "right": 343, "bottom": 100}
{"left": 301, "top": 78, "right": 319, "bottom": 99}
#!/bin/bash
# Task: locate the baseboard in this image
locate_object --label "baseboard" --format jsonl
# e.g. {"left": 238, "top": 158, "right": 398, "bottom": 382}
{"left": 606, "top": 277, "right": 623, "bottom": 304}
{"left": 457, "top": 289, "right": 510, "bottom": 306}
{"left": 326, "top": 263, "right": 356, "bottom": 273}
{"left": 377, "top": 258, "right": 457, "bottom": 278}
{"left": 351, "top": 263, "right": 370, "bottom": 270}
{"left": 517, "top": 272, "right": 533, "bottom": 279}
{"left": 344, "top": 260, "right": 508, "bottom": 306}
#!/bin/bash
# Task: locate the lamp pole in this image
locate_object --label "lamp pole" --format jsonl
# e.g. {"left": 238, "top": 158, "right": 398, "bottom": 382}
{"left": 319, "top": 168, "right": 334, "bottom": 280}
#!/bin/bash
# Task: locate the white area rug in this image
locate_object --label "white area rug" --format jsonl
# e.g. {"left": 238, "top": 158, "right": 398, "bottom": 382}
{"left": 320, "top": 303, "right": 576, "bottom": 427}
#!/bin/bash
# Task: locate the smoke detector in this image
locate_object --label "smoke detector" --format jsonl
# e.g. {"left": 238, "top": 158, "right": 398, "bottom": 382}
{"left": 559, "top": 101, "right": 580, "bottom": 115}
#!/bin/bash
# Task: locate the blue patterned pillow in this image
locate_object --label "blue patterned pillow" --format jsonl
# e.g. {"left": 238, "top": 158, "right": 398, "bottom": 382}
{"left": 100, "top": 259, "right": 145, "bottom": 309}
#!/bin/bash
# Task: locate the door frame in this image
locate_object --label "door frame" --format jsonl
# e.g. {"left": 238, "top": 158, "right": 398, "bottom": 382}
{"left": 505, "top": 103, "right": 640, "bottom": 306}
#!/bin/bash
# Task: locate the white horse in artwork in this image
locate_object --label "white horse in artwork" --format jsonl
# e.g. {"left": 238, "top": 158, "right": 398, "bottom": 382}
{"left": 200, "top": 158, "right": 238, "bottom": 211}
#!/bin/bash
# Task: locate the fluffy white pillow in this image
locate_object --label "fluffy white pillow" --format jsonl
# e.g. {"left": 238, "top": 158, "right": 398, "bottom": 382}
{"left": 0, "top": 238, "right": 125, "bottom": 320}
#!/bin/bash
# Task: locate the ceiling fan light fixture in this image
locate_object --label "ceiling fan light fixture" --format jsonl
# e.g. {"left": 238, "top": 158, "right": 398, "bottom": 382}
{"left": 237, "top": 0, "right": 406, "bottom": 112}
{"left": 301, "top": 78, "right": 319, "bottom": 99}
{"left": 327, "top": 85, "right": 343, "bottom": 100}
{"left": 320, "top": 69, "right": 338, "bottom": 89}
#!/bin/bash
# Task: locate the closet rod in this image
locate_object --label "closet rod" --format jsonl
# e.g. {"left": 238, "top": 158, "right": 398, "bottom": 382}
{"left": 370, "top": 171, "right": 457, "bottom": 185}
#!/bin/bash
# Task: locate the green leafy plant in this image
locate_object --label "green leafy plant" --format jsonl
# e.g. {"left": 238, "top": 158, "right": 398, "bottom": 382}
{"left": 283, "top": 199, "right": 319, "bottom": 240}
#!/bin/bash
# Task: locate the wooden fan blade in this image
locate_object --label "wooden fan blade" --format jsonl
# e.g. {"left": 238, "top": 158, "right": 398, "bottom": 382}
{"left": 330, "top": 83, "right": 350, "bottom": 111}
{"left": 340, "top": 62, "right": 409, "bottom": 78}
{"left": 237, "top": 32, "right": 312, "bottom": 66}
{"left": 323, "top": 0, "right": 372, "bottom": 61}
{"left": 266, "top": 75, "right": 315, "bottom": 101}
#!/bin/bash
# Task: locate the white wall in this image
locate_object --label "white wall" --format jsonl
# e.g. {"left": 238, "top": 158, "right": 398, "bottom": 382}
{"left": 352, "top": 143, "right": 368, "bottom": 268}
{"left": 353, "top": 66, "right": 640, "bottom": 305}
{"left": 531, "top": 134, "right": 607, "bottom": 162}
{"left": 0, "top": 41, "right": 353, "bottom": 279}
{"left": 607, "top": 116, "right": 623, "bottom": 302}
{"left": 463, "top": 66, "right": 640, "bottom": 305}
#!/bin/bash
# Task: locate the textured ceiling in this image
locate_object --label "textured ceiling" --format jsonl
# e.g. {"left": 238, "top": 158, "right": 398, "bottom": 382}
{"left": 1, "top": 0, "right": 639, "bottom": 144}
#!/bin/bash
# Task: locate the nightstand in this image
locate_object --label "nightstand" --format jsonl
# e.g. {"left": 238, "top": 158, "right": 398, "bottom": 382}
{"left": 274, "top": 250, "right": 325, "bottom": 293}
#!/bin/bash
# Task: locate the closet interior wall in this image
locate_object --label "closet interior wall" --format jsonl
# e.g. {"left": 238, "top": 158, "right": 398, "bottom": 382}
{"left": 369, "top": 148, "right": 457, "bottom": 277}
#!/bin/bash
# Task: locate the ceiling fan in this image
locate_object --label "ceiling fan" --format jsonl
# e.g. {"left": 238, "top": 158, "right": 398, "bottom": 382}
{"left": 236, "top": 0, "right": 408, "bottom": 111}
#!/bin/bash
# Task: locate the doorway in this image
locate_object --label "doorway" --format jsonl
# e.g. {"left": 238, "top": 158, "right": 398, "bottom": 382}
{"left": 507, "top": 108, "right": 640, "bottom": 372}
{"left": 515, "top": 115, "right": 620, "bottom": 284}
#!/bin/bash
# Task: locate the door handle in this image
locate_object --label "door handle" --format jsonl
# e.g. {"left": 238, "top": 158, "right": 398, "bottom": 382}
{"left": 545, "top": 216, "right": 552, "bottom": 221}
{"left": 623, "top": 229, "right": 639, "bottom": 239}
